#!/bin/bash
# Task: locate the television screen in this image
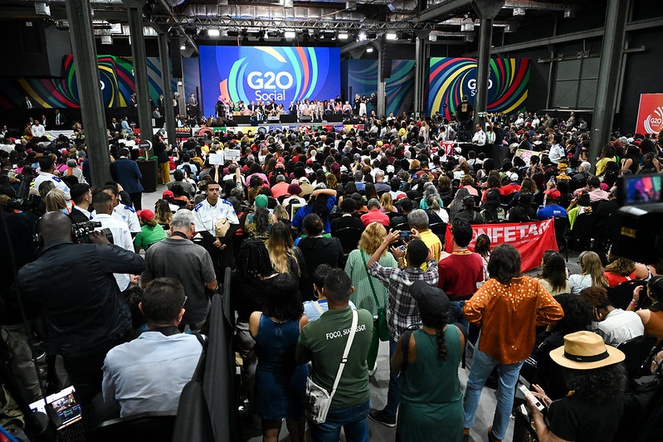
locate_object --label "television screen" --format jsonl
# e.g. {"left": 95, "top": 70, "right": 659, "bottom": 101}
{"left": 199, "top": 46, "right": 341, "bottom": 117}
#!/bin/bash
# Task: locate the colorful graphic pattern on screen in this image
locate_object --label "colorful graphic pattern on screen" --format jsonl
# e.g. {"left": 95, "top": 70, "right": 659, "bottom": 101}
{"left": 0, "top": 55, "right": 176, "bottom": 109}
{"left": 428, "top": 57, "right": 529, "bottom": 119}
{"left": 200, "top": 46, "right": 340, "bottom": 116}
{"left": 344, "top": 59, "right": 414, "bottom": 116}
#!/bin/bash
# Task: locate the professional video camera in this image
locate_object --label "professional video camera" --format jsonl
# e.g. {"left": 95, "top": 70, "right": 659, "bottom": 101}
{"left": 611, "top": 173, "right": 663, "bottom": 264}
{"left": 6, "top": 174, "right": 38, "bottom": 211}
{"left": 72, "top": 221, "right": 114, "bottom": 244}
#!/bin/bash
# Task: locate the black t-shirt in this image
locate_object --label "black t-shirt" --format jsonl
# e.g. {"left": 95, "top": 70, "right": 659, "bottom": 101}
{"left": 548, "top": 394, "right": 624, "bottom": 442}
{"left": 457, "top": 101, "right": 473, "bottom": 120}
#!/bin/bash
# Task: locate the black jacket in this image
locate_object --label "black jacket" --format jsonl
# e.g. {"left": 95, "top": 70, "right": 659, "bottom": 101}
{"left": 17, "top": 241, "right": 145, "bottom": 356}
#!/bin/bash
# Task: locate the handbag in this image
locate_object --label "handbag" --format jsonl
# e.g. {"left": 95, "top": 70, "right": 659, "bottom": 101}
{"left": 214, "top": 217, "right": 230, "bottom": 238}
{"left": 361, "top": 251, "right": 390, "bottom": 342}
{"left": 306, "top": 310, "right": 358, "bottom": 424}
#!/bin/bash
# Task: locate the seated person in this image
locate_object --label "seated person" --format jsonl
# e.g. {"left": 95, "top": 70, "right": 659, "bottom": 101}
{"left": 102, "top": 278, "right": 204, "bottom": 417}
{"left": 579, "top": 286, "right": 644, "bottom": 346}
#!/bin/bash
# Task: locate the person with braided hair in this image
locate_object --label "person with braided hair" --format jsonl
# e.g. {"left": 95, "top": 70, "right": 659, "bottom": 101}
{"left": 391, "top": 281, "right": 466, "bottom": 442}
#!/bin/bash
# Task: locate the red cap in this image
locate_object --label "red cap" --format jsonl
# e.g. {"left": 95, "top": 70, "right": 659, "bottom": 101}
{"left": 545, "top": 189, "right": 561, "bottom": 200}
{"left": 137, "top": 209, "right": 155, "bottom": 222}
{"left": 162, "top": 190, "right": 175, "bottom": 199}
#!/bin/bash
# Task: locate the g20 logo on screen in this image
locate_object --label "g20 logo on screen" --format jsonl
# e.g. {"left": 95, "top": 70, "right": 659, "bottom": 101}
{"left": 467, "top": 78, "right": 493, "bottom": 97}
{"left": 644, "top": 106, "right": 663, "bottom": 134}
{"left": 247, "top": 71, "right": 294, "bottom": 101}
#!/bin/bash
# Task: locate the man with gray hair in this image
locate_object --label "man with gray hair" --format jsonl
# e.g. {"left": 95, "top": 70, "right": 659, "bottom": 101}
{"left": 374, "top": 169, "right": 391, "bottom": 194}
{"left": 271, "top": 174, "right": 290, "bottom": 199}
{"left": 141, "top": 209, "right": 218, "bottom": 330}
{"left": 408, "top": 209, "right": 442, "bottom": 263}
{"left": 360, "top": 198, "right": 389, "bottom": 227}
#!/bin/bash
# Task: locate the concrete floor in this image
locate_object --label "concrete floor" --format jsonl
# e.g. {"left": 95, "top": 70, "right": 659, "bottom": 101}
{"left": 140, "top": 185, "right": 581, "bottom": 442}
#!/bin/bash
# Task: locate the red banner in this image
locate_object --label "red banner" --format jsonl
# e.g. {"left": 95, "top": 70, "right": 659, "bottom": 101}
{"left": 444, "top": 220, "right": 558, "bottom": 273}
{"left": 636, "top": 93, "right": 663, "bottom": 135}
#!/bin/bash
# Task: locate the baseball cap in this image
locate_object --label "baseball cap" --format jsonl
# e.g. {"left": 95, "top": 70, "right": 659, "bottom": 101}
{"left": 162, "top": 190, "right": 175, "bottom": 199}
{"left": 137, "top": 209, "right": 155, "bottom": 222}
{"left": 545, "top": 189, "right": 561, "bottom": 200}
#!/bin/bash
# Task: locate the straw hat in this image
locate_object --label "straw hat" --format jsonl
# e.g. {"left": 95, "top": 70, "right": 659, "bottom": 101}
{"left": 550, "top": 331, "right": 625, "bottom": 370}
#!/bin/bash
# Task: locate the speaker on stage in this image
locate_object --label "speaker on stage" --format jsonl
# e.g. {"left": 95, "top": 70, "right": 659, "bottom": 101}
{"left": 280, "top": 114, "right": 297, "bottom": 123}
{"left": 379, "top": 42, "right": 392, "bottom": 82}
{"left": 267, "top": 115, "right": 280, "bottom": 123}
{"left": 233, "top": 115, "right": 251, "bottom": 124}
{"left": 300, "top": 115, "right": 312, "bottom": 123}
{"left": 325, "top": 114, "right": 343, "bottom": 123}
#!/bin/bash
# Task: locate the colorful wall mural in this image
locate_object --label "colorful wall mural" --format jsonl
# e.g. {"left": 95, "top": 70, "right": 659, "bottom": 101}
{"left": 428, "top": 57, "right": 530, "bottom": 119}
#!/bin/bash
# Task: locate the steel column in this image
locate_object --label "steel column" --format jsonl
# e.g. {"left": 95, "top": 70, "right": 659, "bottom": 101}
{"left": 413, "top": 36, "right": 427, "bottom": 117}
{"left": 589, "top": 0, "right": 629, "bottom": 161}
{"left": 376, "top": 39, "right": 386, "bottom": 117}
{"left": 156, "top": 28, "right": 176, "bottom": 147}
{"left": 123, "top": 0, "right": 154, "bottom": 149}
{"left": 472, "top": 0, "right": 504, "bottom": 132}
{"left": 64, "top": 0, "right": 111, "bottom": 186}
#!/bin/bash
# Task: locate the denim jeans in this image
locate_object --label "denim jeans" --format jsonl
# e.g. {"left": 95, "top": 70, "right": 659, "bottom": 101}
{"left": 310, "top": 400, "right": 370, "bottom": 442}
{"left": 463, "top": 340, "right": 524, "bottom": 440}
{"left": 449, "top": 300, "right": 469, "bottom": 332}
{"left": 383, "top": 338, "right": 402, "bottom": 417}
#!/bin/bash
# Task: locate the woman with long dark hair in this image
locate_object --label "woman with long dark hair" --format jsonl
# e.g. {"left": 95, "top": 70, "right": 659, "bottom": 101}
{"left": 250, "top": 273, "right": 308, "bottom": 442}
{"left": 297, "top": 214, "right": 344, "bottom": 300}
{"left": 535, "top": 250, "right": 570, "bottom": 295}
{"left": 233, "top": 239, "right": 279, "bottom": 424}
{"left": 392, "top": 282, "right": 465, "bottom": 442}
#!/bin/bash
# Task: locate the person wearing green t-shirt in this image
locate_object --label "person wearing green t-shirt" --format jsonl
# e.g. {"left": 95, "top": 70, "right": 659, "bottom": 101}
{"left": 134, "top": 209, "right": 166, "bottom": 252}
{"left": 296, "top": 269, "right": 373, "bottom": 442}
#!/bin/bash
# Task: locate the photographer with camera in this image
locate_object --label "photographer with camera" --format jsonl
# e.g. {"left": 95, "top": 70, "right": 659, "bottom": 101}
{"left": 16, "top": 211, "right": 145, "bottom": 429}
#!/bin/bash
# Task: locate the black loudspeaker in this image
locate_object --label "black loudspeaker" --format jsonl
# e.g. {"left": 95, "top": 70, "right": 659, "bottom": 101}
{"left": 300, "top": 115, "right": 312, "bottom": 122}
{"left": 379, "top": 43, "right": 392, "bottom": 82}
{"left": 325, "top": 114, "right": 343, "bottom": 122}
{"left": 169, "top": 38, "right": 183, "bottom": 78}
{"left": 280, "top": 114, "right": 297, "bottom": 123}
{"left": 233, "top": 116, "right": 251, "bottom": 124}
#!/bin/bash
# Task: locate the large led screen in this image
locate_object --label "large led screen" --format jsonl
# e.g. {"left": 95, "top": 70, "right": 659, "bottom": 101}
{"left": 199, "top": 46, "right": 341, "bottom": 117}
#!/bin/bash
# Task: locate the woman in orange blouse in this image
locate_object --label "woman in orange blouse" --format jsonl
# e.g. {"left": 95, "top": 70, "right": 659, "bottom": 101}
{"left": 462, "top": 244, "right": 564, "bottom": 442}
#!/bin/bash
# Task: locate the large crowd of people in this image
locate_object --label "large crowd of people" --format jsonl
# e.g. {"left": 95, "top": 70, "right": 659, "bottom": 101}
{"left": 1, "top": 107, "right": 663, "bottom": 442}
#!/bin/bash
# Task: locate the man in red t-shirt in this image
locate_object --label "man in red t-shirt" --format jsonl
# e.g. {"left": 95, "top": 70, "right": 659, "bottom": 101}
{"left": 438, "top": 219, "right": 485, "bottom": 327}
{"left": 360, "top": 198, "right": 390, "bottom": 227}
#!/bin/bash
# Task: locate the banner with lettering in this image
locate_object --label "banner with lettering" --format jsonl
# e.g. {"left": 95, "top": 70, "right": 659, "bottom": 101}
{"left": 635, "top": 93, "right": 663, "bottom": 135}
{"left": 445, "top": 219, "right": 558, "bottom": 272}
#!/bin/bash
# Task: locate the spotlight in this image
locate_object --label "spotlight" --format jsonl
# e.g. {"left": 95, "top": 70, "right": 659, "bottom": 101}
{"left": 338, "top": 31, "right": 349, "bottom": 40}
{"left": 358, "top": 31, "right": 367, "bottom": 41}
{"left": 101, "top": 35, "right": 113, "bottom": 45}
{"left": 208, "top": 28, "right": 220, "bottom": 37}
{"left": 284, "top": 30, "right": 296, "bottom": 39}
{"left": 180, "top": 44, "right": 186, "bottom": 50}
{"left": 366, "top": 46, "right": 374, "bottom": 53}
{"left": 385, "top": 32, "right": 397, "bottom": 40}
{"left": 513, "top": 7, "right": 526, "bottom": 16}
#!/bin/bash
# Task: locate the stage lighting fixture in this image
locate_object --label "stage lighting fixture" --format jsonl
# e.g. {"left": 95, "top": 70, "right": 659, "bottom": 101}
{"left": 101, "top": 35, "right": 113, "bottom": 45}
{"left": 284, "top": 30, "right": 296, "bottom": 40}
{"left": 358, "top": 31, "right": 367, "bottom": 41}
{"left": 180, "top": 44, "right": 186, "bottom": 50}
{"left": 283, "top": 0, "right": 294, "bottom": 8}
{"left": 208, "top": 28, "right": 220, "bottom": 37}
{"left": 338, "top": 31, "right": 349, "bottom": 40}
{"left": 366, "top": 46, "right": 374, "bottom": 53}
{"left": 346, "top": 1, "right": 357, "bottom": 11}
{"left": 385, "top": 32, "right": 398, "bottom": 40}
{"left": 513, "top": 7, "right": 526, "bottom": 16}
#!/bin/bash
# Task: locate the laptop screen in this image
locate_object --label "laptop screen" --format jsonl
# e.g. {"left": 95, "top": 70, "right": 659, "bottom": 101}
{"left": 29, "top": 386, "right": 82, "bottom": 429}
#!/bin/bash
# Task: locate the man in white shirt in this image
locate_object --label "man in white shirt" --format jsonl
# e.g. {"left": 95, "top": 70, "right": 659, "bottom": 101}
{"left": 102, "top": 278, "right": 203, "bottom": 417}
{"left": 193, "top": 181, "right": 239, "bottom": 278}
{"left": 31, "top": 120, "right": 45, "bottom": 138}
{"left": 472, "top": 124, "right": 486, "bottom": 146}
{"left": 548, "top": 134, "right": 566, "bottom": 165}
{"left": 101, "top": 184, "right": 141, "bottom": 234}
{"left": 91, "top": 191, "right": 136, "bottom": 291}
{"left": 34, "top": 156, "right": 71, "bottom": 203}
